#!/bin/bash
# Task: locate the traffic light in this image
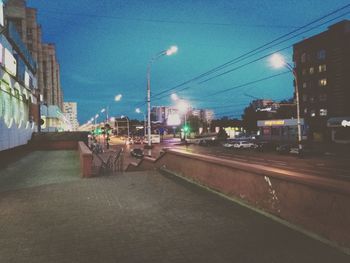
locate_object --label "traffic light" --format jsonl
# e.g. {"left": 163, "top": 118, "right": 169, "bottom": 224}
{"left": 183, "top": 124, "right": 190, "bottom": 133}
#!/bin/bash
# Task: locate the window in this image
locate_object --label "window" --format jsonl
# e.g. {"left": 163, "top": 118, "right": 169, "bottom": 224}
{"left": 318, "top": 64, "right": 327, "bottom": 72}
{"left": 27, "top": 28, "right": 33, "bottom": 40}
{"left": 304, "top": 108, "right": 308, "bottom": 114}
{"left": 302, "top": 94, "right": 308, "bottom": 102}
{"left": 319, "top": 94, "right": 327, "bottom": 101}
{"left": 310, "top": 110, "right": 316, "bottom": 117}
{"left": 302, "top": 68, "right": 307, "bottom": 75}
{"left": 319, "top": 78, "right": 327, "bottom": 86}
{"left": 301, "top": 53, "right": 306, "bottom": 63}
{"left": 310, "top": 96, "right": 315, "bottom": 103}
{"left": 317, "top": 49, "right": 326, "bottom": 60}
{"left": 319, "top": 109, "right": 327, "bottom": 116}
{"left": 309, "top": 67, "right": 314, "bottom": 74}
{"left": 302, "top": 82, "right": 307, "bottom": 88}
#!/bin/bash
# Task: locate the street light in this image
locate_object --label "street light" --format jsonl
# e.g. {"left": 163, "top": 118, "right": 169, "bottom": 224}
{"left": 136, "top": 108, "right": 146, "bottom": 138}
{"left": 146, "top": 45, "right": 178, "bottom": 148}
{"left": 115, "top": 94, "right": 122, "bottom": 102}
{"left": 121, "top": 115, "right": 130, "bottom": 141}
{"left": 270, "top": 53, "right": 303, "bottom": 153}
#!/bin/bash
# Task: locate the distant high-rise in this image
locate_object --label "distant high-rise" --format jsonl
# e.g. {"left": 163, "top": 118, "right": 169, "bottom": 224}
{"left": 63, "top": 102, "right": 79, "bottom": 131}
{"left": 293, "top": 20, "right": 350, "bottom": 143}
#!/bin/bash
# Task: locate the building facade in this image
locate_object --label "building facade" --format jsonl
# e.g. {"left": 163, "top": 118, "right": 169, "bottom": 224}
{"left": 293, "top": 20, "right": 350, "bottom": 143}
{"left": 63, "top": 102, "right": 79, "bottom": 131}
{"left": 191, "top": 109, "right": 214, "bottom": 123}
{"left": 0, "top": 0, "right": 38, "bottom": 151}
{"left": 4, "top": 0, "right": 63, "bottom": 110}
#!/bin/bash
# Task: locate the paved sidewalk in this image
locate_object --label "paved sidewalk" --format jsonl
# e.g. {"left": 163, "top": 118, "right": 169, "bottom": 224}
{"left": 0, "top": 157, "right": 349, "bottom": 262}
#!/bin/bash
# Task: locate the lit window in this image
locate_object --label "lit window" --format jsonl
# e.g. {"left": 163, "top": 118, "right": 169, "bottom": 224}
{"left": 317, "top": 49, "right": 326, "bottom": 60}
{"left": 302, "top": 82, "right": 307, "bottom": 88}
{"left": 301, "top": 53, "right": 306, "bottom": 63}
{"left": 309, "top": 67, "right": 314, "bottom": 74}
{"left": 319, "top": 78, "right": 327, "bottom": 86}
{"left": 319, "top": 109, "right": 327, "bottom": 116}
{"left": 304, "top": 108, "right": 308, "bottom": 114}
{"left": 318, "top": 64, "right": 327, "bottom": 72}
{"left": 310, "top": 110, "right": 316, "bottom": 117}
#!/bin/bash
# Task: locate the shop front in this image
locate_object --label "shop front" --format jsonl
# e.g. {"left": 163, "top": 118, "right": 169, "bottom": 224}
{"left": 327, "top": 117, "right": 350, "bottom": 144}
{"left": 257, "top": 119, "right": 306, "bottom": 142}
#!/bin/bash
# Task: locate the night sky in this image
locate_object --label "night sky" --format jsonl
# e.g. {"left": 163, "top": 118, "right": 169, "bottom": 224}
{"left": 27, "top": 0, "right": 350, "bottom": 124}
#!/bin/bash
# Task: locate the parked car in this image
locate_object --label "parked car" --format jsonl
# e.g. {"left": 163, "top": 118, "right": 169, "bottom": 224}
{"left": 130, "top": 148, "right": 144, "bottom": 159}
{"left": 233, "top": 141, "right": 256, "bottom": 149}
{"left": 223, "top": 142, "right": 235, "bottom": 148}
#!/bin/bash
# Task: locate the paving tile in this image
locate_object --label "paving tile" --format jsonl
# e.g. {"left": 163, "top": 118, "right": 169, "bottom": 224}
{"left": 0, "top": 152, "right": 349, "bottom": 262}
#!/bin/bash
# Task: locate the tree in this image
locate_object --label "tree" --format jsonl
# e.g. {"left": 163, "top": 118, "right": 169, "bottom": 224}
{"left": 275, "top": 98, "right": 296, "bottom": 119}
{"left": 217, "top": 127, "right": 228, "bottom": 141}
{"left": 187, "top": 115, "right": 202, "bottom": 134}
{"left": 241, "top": 105, "right": 270, "bottom": 133}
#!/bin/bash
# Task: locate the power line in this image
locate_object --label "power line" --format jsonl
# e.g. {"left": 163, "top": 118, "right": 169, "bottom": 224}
{"left": 149, "top": 4, "right": 350, "bottom": 101}
{"left": 40, "top": 9, "right": 299, "bottom": 28}
{"left": 146, "top": 11, "right": 350, "bottom": 108}
{"left": 197, "top": 10, "right": 350, "bottom": 85}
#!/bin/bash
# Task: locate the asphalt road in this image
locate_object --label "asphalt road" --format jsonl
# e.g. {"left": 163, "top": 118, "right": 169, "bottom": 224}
{"left": 107, "top": 135, "right": 350, "bottom": 179}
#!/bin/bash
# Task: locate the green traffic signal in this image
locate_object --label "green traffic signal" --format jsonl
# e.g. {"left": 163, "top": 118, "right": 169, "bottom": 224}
{"left": 183, "top": 125, "right": 190, "bottom": 133}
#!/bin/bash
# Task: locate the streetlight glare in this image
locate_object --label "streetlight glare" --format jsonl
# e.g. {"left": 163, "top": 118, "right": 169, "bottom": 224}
{"left": 171, "top": 93, "right": 179, "bottom": 101}
{"left": 166, "top": 45, "right": 178, "bottom": 56}
{"left": 135, "top": 108, "right": 141, "bottom": 114}
{"left": 101, "top": 108, "right": 106, "bottom": 113}
{"left": 270, "top": 53, "right": 286, "bottom": 68}
{"left": 95, "top": 114, "right": 99, "bottom": 119}
{"left": 177, "top": 100, "right": 189, "bottom": 114}
{"left": 114, "top": 94, "right": 122, "bottom": 101}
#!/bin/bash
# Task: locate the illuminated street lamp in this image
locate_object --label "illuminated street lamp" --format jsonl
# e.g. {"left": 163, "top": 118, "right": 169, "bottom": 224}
{"left": 94, "top": 114, "right": 99, "bottom": 126}
{"left": 146, "top": 45, "right": 178, "bottom": 148}
{"left": 270, "top": 53, "right": 302, "bottom": 153}
{"left": 114, "top": 94, "right": 122, "bottom": 102}
{"left": 136, "top": 108, "right": 146, "bottom": 137}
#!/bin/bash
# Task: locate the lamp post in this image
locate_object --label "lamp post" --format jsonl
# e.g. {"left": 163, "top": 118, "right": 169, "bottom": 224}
{"left": 146, "top": 45, "right": 178, "bottom": 148}
{"left": 121, "top": 115, "right": 130, "bottom": 141}
{"left": 270, "top": 53, "right": 302, "bottom": 153}
{"left": 136, "top": 108, "right": 146, "bottom": 138}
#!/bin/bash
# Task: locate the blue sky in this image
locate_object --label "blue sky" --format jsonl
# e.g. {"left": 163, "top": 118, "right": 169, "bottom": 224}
{"left": 27, "top": 0, "right": 350, "bottom": 124}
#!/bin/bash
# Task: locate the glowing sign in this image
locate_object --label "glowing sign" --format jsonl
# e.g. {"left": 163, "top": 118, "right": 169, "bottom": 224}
{"left": 264, "top": 120, "right": 285, "bottom": 126}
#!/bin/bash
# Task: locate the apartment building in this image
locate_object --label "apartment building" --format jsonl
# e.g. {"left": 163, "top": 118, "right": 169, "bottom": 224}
{"left": 4, "top": 0, "right": 63, "bottom": 110}
{"left": 293, "top": 20, "right": 350, "bottom": 143}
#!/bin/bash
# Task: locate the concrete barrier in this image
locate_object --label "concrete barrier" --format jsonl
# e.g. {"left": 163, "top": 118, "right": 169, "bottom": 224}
{"left": 77, "top": 141, "right": 93, "bottom": 178}
{"left": 128, "top": 148, "right": 350, "bottom": 251}
{"left": 29, "top": 132, "right": 89, "bottom": 150}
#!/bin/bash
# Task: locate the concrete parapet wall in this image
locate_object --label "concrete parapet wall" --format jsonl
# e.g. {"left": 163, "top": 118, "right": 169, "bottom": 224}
{"left": 77, "top": 141, "right": 93, "bottom": 178}
{"left": 29, "top": 132, "right": 89, "bottom": 150}
{"left": 129, "top": 148, "right": 350, "bottom": 250}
